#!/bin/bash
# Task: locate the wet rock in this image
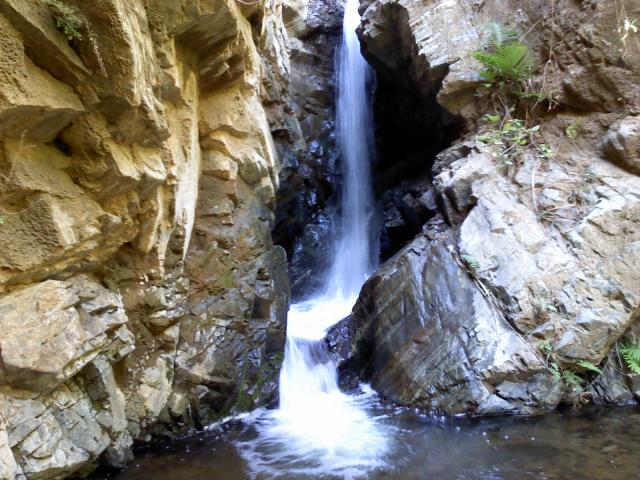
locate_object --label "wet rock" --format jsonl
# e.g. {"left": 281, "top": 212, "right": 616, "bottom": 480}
{"left": 358, "top": 0, "right": 640, "bottom": 411}
{"left": 274, "top": 0, "right": 342, "bottom": 297}
{"left": 380, "top": 179, "right": 438, "bottom": 259}
{"left": 325, "top": 316, "right": 356, "bottom": 368}
{"left": 289, "top": 211, "right": 335, "bottom": 299}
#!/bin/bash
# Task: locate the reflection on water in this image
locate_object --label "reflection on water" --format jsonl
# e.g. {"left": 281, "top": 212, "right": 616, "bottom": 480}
{"left": 94, "top": 401, "right": 640, "bottom": 480}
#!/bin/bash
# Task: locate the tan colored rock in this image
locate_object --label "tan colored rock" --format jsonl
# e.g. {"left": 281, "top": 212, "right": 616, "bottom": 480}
{"left": 0, "top": 275, "right": 133, "bottom": 393}
{"left": 0, "top": 13, "right": 84, "bottom": 143}
{"left": 0, "top": 0, "right": 299, "bottom": 476}
{"left": 2, "top": 379, "right": 115, "bottom": 479}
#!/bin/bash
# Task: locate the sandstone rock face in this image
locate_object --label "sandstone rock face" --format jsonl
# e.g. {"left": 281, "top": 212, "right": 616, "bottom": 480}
{"left": 0, "top": 276, "right": 132, "bottom": 393}
{"left": 0, "top": 0, "right": 309, "bottom": 477}
{"left": 352, "top": 0, "right": 640, "bottom": 413}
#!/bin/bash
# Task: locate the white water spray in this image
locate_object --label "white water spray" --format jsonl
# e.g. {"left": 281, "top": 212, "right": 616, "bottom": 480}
{"left": 238, "top": 1, "right": 389, "bottom": 477}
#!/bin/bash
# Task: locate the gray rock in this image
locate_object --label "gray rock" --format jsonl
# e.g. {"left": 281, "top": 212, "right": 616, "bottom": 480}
{"left": 0, "top": 275, "right": 133, "bottom": 393}
{"left": 601, "top": 115, "right": 640, "bottom": 175}
{"left": 351, "top": 235, "right": 561, "bottom": 415}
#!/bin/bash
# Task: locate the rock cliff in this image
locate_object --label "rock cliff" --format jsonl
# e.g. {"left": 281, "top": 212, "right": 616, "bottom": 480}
{"left": 0, "top": 0, "right": 312, "bottom": 477}
{"left": 2, "top": 0, "right": 640, "bottom": 476}
{"left": 342, "top": 0, "right": 640, "bottom": 415}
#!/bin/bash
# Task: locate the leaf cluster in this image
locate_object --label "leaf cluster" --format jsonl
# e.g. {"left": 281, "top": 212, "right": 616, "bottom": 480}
{"left": 477, "top": 117, "right": 552, "bottom": 171}
{"left": 474, "top": 44, "right": 534, "bottom": 84}
{"left": 538, "top": 341, "right": 603, "bottom": 394}
{"left": 473, "top": 23, "right": 534, "bottom": 85}
{"left": 619, "top": 341, "right": 640, "bottom": 375}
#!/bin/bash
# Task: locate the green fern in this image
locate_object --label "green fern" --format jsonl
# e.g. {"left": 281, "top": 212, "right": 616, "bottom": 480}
{"left": 549, "top": 362, "right": 561, "bottom": 380}
{"left": 619, "top": 341, "right": 640, "bottom": 375}
{"left": 481, "top": 22, "right": 519, "bottom": 51}
{"left": 576, "top": 360, "right": 602, "bottom": 374}
{"left": 474, "top": 42, "right": 534, "bottom": 83}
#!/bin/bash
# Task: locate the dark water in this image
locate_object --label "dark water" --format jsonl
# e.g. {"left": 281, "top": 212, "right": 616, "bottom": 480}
{"left": 95, "top": 401, "right": 640, "bottom": 480}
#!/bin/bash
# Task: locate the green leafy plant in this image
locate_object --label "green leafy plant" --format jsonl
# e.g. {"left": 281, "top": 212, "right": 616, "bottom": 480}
{"left": 478, "top": 116, "right": 554, "bottom": 174}
{"left": 481, "top": 22, "right": 520, "bottom": 50}
{"left": 478, "top": 119, "right": 536, "bottom": 168}
{"left": 576, "top": 360, "right": 603, "bottom": 375}
{"left": 619, "top": 341, "right": 640, "bottom": 375}
{"left": 461, "top": 254, "right": 480, "bottom": 271}
{"left": 562, "top": 370, "right": 584, "bottom": 392}
{"left": 565, "top": 122, "right": 581, "bottom": 140}
{"left": 43, "top": 0, "right": 85, "bottom": 42}
{"left": 548, "top": 362, "right": 583, "bottom": 391}
{"left": 538, "top": 340, "right": 553, "bottom": 356}
{"left": 475, "top": 43, "right": 534, "bottom": 84}
{"left": 474, "top": 23, "right": 534, "bottom": 86}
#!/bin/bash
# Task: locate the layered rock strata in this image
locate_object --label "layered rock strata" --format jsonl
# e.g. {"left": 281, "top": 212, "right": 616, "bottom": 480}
{"left": 345, "top": 0, "right": 640, "bottom": 414}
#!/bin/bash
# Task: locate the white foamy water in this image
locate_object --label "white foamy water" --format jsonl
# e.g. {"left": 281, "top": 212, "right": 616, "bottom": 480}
{"left": 236, "top": 0, "right": 389, "bottom": 477}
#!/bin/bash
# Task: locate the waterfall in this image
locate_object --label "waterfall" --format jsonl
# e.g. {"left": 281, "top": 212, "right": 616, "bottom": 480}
{"left": 277, "top": 0, "right": 379, "bottom": 416}
{"left": 237, "top": 1, "right": 389, "bottom": 477}
{"left": 327, "top": 0, "right": 377, "bottom": 300}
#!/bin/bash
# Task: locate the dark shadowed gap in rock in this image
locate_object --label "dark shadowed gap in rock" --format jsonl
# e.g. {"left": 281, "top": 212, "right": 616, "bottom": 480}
{"left": 271, "top": 0, "right": 344, "bottom": 302}
{"left": 52, "top": 133, "right": 73, "bottom": 157}
{"left": 371, "top": 70, "right": 463, "bottom": 261}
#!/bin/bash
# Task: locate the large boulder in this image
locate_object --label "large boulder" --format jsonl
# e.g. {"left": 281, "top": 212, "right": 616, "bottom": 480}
{"left": 354, "top": 0, "right": 640, "bottom": 413}
{"left": 351, "top": 234, "right": 561, "bottom": 415}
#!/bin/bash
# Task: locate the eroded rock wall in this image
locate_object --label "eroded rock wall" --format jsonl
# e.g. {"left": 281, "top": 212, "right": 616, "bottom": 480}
{"left": 0, "top": 0, "right": 305, "bottom": 477}
{"left": 348, "top": 0, "right": 640, "bottom": 414}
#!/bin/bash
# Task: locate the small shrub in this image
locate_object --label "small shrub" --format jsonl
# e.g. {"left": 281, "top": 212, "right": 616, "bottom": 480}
{"left": 43, "top": 0, "right": 85, "bottom": 42}
{"left": 477, "top": 118, "right": 552, "bottom": 171}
